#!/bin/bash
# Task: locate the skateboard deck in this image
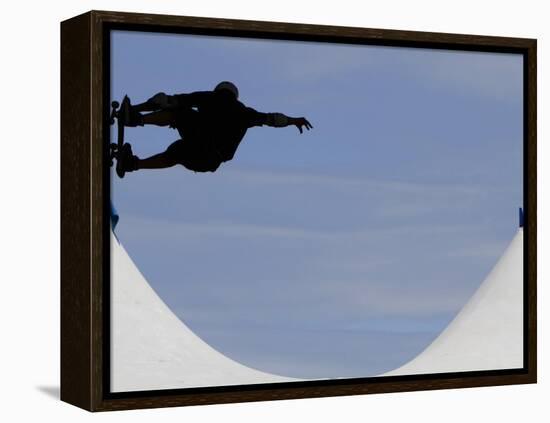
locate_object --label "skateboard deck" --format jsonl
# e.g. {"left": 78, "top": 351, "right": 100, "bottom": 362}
{"left": 109, "top": 96, "right": 129, "bottom": 178}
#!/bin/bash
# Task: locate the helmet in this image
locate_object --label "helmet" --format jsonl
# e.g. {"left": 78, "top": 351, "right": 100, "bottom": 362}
{"left": 214, "top": 81, "right": 239, "bottom": 99}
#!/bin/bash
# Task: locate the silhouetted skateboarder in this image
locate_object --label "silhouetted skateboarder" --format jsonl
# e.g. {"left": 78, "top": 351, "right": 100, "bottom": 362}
{"left": 113, "top": 81, "right": 313, "bottom": 177}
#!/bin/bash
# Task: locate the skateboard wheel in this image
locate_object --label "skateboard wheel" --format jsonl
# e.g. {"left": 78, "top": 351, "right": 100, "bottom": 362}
{"left": 112, "top": 101, "right": 120, "bottom": 109}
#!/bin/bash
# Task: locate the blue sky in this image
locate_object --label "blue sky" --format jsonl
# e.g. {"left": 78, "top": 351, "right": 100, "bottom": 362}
{"left": 110, "top": 31, "right": 523, "bottom": 378}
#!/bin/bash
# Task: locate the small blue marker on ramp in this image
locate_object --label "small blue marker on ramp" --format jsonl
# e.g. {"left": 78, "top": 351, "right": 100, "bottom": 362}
{"left": 111, "top": 201, "right": 120, "bottom": 231}
{"left": 519, "top": 207, "right": 524, "bottom": 228}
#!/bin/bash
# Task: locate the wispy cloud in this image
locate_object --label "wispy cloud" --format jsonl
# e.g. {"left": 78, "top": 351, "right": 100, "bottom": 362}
{"left": 115, "top": 166, "right": 498, "bottom": 228}
{"left": 426, "top": 50, "right": 523, "bottom": 103}
{"left": 222, "top": 167, "right": 486, "bottom": 194}
{"left": 269, "top": 43, "right": 522, "bottom": 104}
{"left": 447, "top": 241, "right": 509, "bottom": 259}
{"left": 121, "top": 214, "right": 336, "bottom": 242}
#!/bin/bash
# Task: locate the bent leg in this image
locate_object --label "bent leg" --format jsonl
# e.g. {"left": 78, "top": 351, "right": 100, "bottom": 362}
{"left": 133, "top": 139, "right": 220, "bottom": 173}
{"left": 137, "top": 150, "right": 179, "bottom": 170}
{"left": 135, "top": 139, "right": 186, "bottom": 170}
{"left": 141, "top": 110, "right": 176, "bottom": 127}
{"left": 132, "top": 99, "right": 159, "bottom": 113}
{"left": 132, "top": 92, "right": 172, "bottom": 112}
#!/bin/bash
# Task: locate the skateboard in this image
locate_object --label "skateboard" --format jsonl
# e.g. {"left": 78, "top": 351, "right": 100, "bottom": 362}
{"left": 109, "top": 96, "right": 130, "bottom": 178}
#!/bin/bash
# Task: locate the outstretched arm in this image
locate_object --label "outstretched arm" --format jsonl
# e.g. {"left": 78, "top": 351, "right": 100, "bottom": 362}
{"left": 134, "top": 91, "right": 213, "bottom": 111}
{"left": 266, "top": 113, "right": 313, "bottom": 134}
{"left": 248, "top": 109, "right": 313, "bottom": 133}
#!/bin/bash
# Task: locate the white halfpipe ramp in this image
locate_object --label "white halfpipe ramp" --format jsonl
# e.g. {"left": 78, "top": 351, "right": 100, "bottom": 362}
{"left": 384, "top": 229, "right": 523, "bottom": 376}
{"left": 110, "top": 233, "right": 296, "bottom": 392}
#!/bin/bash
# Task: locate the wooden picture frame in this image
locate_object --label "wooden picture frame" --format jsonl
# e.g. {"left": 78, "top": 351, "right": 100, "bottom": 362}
{"left": 61, "top": 10, "right": 537, "bottom": 412}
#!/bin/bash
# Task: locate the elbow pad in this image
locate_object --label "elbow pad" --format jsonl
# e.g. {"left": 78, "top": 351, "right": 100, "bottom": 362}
{"left": 266, "top": 113, "right": 289, "bottom": 127}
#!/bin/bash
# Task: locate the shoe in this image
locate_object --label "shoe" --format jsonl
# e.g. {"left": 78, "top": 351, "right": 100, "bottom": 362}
{"left": 120, "top": 96, "right": 144, "bottom": 127}
{"left": 116, "top": 143, "right": 138, "bottom": 178}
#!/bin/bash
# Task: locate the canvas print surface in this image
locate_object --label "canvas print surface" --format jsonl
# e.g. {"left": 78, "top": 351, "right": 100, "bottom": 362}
{"left": 108, "top": 30, "right": 524, "bottom": 393}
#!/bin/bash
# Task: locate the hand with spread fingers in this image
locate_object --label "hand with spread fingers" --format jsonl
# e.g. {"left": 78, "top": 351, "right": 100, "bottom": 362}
{"left": 291, "top": 117, "right": 313, "bottom": 134}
